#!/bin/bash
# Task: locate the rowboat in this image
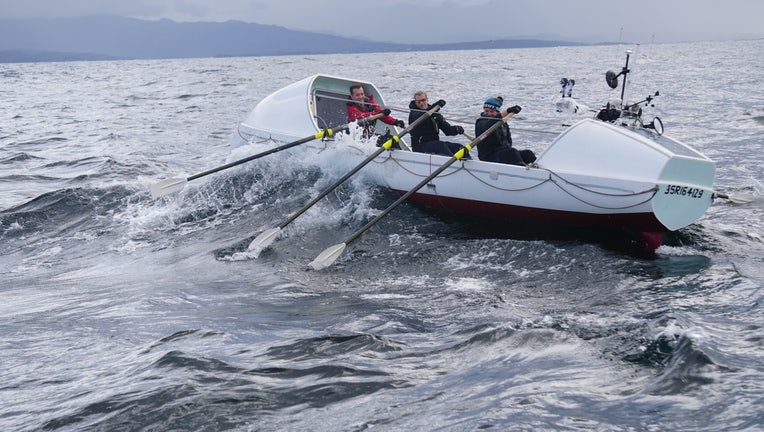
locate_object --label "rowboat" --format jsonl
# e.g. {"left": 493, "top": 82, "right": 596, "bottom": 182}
{"left": 232, "top": 71, "right": 716, "bottom": 256}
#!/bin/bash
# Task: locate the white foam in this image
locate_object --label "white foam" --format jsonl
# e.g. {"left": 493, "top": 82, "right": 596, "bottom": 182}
{"left": 219, "top": 249, "right": 262, "bottom": 261}
{"left": 444, "top": 277, "right": 494, "bottom": 292}
{"left": 655, "top": 245, "right": 701, "bottom": 256}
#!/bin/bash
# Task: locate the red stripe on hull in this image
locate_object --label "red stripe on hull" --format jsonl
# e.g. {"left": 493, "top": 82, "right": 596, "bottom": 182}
{"left": 394, "top": 190, "right": 667, "bottom": 233}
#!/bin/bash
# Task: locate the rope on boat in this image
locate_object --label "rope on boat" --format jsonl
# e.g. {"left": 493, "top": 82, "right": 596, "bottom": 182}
{"left": 237, "top": 124, "right": 251, "bottom": 142}
{"left": 237, "top": 125, "right": 280, "bottom": 145}
{"left": 512, "top": 127, "right": 562, "bottom": 135}
{"left": 543, "top": 168, "right": 659, "bottom": 198}
{"left": 374, "top": 152, "right": 465, "bottom": 179}
{"left": 372, "top": 152, "right": 659, "bottom": 211}
{"left": 463, "top": 168, "right": 551, "bottom": 192}
{"left": 547, "top": 175, "right": 659, "bottom": 210}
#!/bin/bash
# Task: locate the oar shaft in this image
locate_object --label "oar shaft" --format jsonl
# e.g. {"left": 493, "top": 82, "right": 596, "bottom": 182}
{"left": 187, "top": 113, "right": 385, "bottom": 182}
{"left": 188, "top": 131, "right": 327, "bottom": 181}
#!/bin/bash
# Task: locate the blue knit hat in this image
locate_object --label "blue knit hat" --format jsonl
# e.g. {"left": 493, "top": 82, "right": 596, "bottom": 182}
{"left": 483, "top": 97, "right": 502, "bottom": 111}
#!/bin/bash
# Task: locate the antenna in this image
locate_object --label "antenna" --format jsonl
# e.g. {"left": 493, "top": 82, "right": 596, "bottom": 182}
{"left": 620, "top": 48, "right": 632, "bottom": 104}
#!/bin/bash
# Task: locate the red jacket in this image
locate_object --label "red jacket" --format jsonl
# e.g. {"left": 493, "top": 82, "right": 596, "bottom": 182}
{"left": 346, "top": 94, "right": 399, "bottom": 125}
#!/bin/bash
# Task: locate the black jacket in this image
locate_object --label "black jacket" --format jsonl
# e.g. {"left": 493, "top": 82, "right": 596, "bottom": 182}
{"left": 408, "top": 101, "right": 461, "bottom": 145}
{"left": 475, "top": 112, "right": 513, "bottom": 159}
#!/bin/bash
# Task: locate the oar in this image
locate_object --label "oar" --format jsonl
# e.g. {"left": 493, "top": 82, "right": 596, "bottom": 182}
{"left": 309, "top": 112, "right": 515, "bottom": 270}
{"left": 714, "top": 191, "right": 753, "bottom": 204}
{"left": 148, "top": 113, "right": 386, "bottom": 198}
{"left": 248, "top": 103, "right": 444, "bottom": 251}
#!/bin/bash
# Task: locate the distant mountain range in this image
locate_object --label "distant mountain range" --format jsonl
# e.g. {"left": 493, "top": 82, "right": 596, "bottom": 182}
{"left": 0, "top": 16, "right": 589, "bottom": 63}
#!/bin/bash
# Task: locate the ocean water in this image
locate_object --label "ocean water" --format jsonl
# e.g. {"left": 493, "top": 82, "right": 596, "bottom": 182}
{"left": 1, "top": 40, "right": 763, "bottom": 431}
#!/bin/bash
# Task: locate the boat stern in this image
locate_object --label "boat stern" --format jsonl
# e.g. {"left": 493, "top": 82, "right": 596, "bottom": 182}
{"left": 652, "top": 155, "right": 716, "bottom": 231}
{"left": 538, "top": 119, "right": 716, "bottom": 232}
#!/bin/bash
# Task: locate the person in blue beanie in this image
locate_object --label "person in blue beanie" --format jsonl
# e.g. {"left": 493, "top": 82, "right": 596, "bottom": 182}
{"left": 474, "top": 96, "right": 536, "bottom": 166}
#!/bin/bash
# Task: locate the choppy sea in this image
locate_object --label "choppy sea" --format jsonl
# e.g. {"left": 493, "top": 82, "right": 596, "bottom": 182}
{"left": 1, "top": 39, "right": 763, "bottom": 431}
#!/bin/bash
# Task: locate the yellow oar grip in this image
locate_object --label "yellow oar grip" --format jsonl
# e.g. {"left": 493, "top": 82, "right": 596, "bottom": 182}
{"left": 314, "top": 129, "right": 335, "bottom": 139}
{"left": 381, "top": 135, "right": 400, "bottom": 150}
{"left": 454, "top": 143, "right": 474, "bottom": 160}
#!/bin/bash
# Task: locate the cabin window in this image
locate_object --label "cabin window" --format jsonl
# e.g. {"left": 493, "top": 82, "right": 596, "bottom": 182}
{"left": 313, "top": 89, "right": 350, "bottom": 130}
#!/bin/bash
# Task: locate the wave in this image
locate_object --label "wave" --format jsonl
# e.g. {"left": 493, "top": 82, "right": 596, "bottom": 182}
{"left": 264, "top": 333, "right": 407, "bottom": 361}
{"left": 11, "top": 136, "right": 68, "bottom": 147}
{"left": 0, "top": 152, "right": 43, "bottom": 164}
{"left": 1, "top": 187, "right": 109, "bottom": 241}
{"left": 643, "top": 334, "right": 731, "bottom": 396}
{"left": 34, "top": 315, "right": 731, "bottom": 431}
{"left": 39, "top": 339, "right": 405, "bottom": 431}
{"left": 0, "top": 184, "right": 148, "bottom": 265}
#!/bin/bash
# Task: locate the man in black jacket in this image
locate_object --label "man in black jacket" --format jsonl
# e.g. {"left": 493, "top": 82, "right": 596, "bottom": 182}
{"left": 408, "top": 90, "right": 470, "bottom": 158}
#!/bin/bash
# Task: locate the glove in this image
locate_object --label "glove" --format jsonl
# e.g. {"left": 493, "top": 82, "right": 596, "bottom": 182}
{"left": 376, "top": 131, "right": 393, "bottom": 147}
{"left": 394, "top": 120, "right": 405, "bottom": 128}
{"left": 435, "top": 99, "right": 446, "bottom": 108}
{"left": 508, "top": 105, "right": 522, "bottom": 114}
{"left": 381, "top": 108, "right": 391, "bottom": 116}
{"left": 454, "top": 125, "right": 464, "bottom": 134}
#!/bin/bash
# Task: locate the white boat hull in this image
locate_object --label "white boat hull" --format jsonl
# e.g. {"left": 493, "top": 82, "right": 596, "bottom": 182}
{"left": 234, "top": 74, "right": 716, "bottom": 242}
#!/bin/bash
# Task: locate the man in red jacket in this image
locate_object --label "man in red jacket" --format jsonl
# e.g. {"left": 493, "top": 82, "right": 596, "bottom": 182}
{"left": 347, "top": 84, "right": 404, "bottom": 136}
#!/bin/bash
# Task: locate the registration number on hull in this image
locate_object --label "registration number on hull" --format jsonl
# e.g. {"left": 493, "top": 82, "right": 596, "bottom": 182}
{"left": 664, "top": 184, "right": 704, "bottom": 199}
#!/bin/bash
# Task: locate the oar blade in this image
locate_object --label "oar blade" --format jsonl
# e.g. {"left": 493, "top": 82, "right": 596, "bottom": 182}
{"left": 248, "top": 227, "right": 281, "bottom": 251}
{"left": 716, "top": 192, "right": 754, "bottom": 204}
{"left": 727, "top": 193, "right": 754, "bottom": 204}
{"left": 150, "top": 178, "right": 188, "bottom": 198}
{"left": 309, "top": 243, "right": 347, "bottom": 270}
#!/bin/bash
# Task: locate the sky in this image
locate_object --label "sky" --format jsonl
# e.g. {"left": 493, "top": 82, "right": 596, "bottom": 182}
{"left": 1, "top": 0, "right": 762, "bottom": 44}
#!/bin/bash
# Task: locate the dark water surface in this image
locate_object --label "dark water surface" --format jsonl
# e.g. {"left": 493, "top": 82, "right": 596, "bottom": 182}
{"left": 1, "top": 40, "right": 763, "bottom": 431}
